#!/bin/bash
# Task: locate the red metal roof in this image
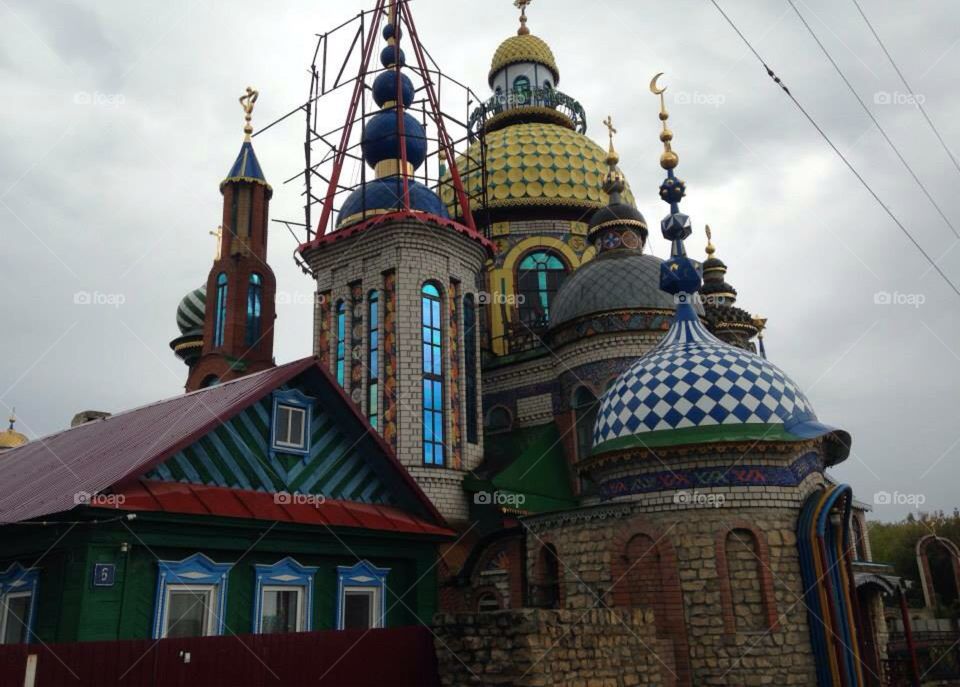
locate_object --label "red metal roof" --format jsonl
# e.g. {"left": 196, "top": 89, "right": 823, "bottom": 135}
{"left": 0, "top": 357, "right": 445, "bottom": 529}
{"left": 116, "top": 480, "right": 454, "bottom": 537}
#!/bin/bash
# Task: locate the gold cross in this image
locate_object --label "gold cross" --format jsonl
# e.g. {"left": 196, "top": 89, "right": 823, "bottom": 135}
{"left": 603, "top": 115, "right": 617, "bottom": 147}
{"left": 209, "top": 225, "right": 223, "bottom": 260}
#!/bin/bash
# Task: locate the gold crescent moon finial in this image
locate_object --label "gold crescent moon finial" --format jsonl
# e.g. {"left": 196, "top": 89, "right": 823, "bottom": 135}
{"left": 239, "top": 86, "right": 259, "bottom": 141}
{"left": 649, "top": 72, "right": 666, "bottom": 96}
{"left": 650, "top": 72, "right": 678, "bottom": 170}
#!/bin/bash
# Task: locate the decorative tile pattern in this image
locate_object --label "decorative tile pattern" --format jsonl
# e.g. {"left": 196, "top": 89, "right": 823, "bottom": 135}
{"left": 382, "top": 270, "right": 399, "bottom": 451}
{"left": 598, "top": 451, "right": 822, "bottom": 500}
{"left": 317, "top": 290, "right": 331, "bottom": 369}
{"left": 594, "top": 309, "right": 817, "bottom": 448}
{"left": 448, "top": 280, "right": 463, "bottom": 470}
{"left": 349, "top": 282, "right": 364, "bottom": 406}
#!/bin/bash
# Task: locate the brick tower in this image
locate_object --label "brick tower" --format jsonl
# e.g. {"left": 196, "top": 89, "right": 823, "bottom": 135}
{"left": 298, "top": 2, "right": 493, "bottom": 522}
{"left": 185, "top": 88, "right": 277, "bottom": 391}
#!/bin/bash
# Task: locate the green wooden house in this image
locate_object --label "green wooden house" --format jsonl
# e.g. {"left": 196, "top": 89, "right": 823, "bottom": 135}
{"left": 0, "top": 358, "right": 452, "bottom": 644}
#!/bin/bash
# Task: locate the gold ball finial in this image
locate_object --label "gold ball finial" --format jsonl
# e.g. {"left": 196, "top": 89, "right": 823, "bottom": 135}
{"left": 514, "top": 0, "right": 532, "bottom": 35}
{"left": 649, "top": 73, "right": 679, "bottom": 170}
{"left": 705, "top": 224, "right": 716, "bottom": 258}
{"left": 239, "top": 86, "right": 259, "bottom": 142}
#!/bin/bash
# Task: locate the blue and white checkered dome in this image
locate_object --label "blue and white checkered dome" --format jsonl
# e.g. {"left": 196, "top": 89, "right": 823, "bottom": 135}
{"left": 592, "top": 301, "right": 846, "bottom": 458}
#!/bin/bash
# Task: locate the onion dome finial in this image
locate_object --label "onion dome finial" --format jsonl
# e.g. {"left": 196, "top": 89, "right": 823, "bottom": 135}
{"left": 700, "top": 224, "right": 738, "bottom": 304}
{"left": 515, "top": 0, "right": 532, "bottom": 35}
{"left": 586, "top": 117, "right": 647, "bottom": 255}
{"left": 650, "top": 73, "right": 699, "bottom": 299}
{"left": 239, "top": 87, "right": 258, "bottom": 142}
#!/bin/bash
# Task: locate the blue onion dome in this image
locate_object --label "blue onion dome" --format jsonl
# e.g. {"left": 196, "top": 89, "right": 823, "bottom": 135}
{"left": 337, "top": 177, "right": 449, "bottom": 228}
{"left": 591, "top": 81, "right": 849, "bottom": 465}
{"left": 361, "top": 112, "right": 428, "bottom": 170}
{"left": 176, "top": 286, "right": 206, "bottom": 335}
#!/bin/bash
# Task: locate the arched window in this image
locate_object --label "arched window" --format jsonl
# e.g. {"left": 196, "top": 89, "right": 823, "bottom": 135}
{"left": 516, "top": 251, "right": 567, "bottom": 328}
{"left": 245, "top": 273, "right": 263, "bottom": 347}
{"left": 484, "top": 406, "right": 512, "bottom": 434}
{"left": 512, "top": 75, "right": 531, "bottom": 104}
{"left": 213, "top": 273, "right": 228, "bottom": 348}
{"left": 852, "top": 516, "right": 867, "bottom": 561}
{"left": 200, "top": 375, "right": 220, "bottom": 388}
{"left": 335, "top": 300, "right": 346, "bottom": 387}
{"left": 421, "top": 283, "right": 444, "bottom": 465}
{"left": 533, "top": 544, "right": 560, "bottom": 609}
{"left": 367, "top": 290, "right": 379, "bottom": 429}
{"left": 463, "top": 294, "right": 478, "bottom": 444}
{"left": 718, "top": 528, "right": 777, "bottom": 635}
{"left": 573, "top": 387, "right": 598, "bottom": 461}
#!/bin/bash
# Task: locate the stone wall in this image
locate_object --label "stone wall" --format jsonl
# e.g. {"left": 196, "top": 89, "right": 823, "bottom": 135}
{"left": 433, "top": 608, "right": 665, "bottom": 687}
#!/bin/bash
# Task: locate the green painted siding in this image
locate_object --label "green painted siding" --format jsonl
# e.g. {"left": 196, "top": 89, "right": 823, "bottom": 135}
{"left": 146, "top": 388, "right": 395, "bottom": 505}
{"left": 0, "top": 513, "right": 441, "bottom": 643}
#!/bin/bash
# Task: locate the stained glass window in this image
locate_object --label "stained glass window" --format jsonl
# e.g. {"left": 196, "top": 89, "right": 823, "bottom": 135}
{"left": 517, "top": 251, "right": 567, "bottom": 328}
{"left": 245, "top": 273, "right": 262, "bottom": 347}
{"left": 421, "top": 283, "right": 444, "bottom": 465}
{"left": 368, "top": 290, "right": 379, "bottom": 429}
{"left": 213, "top": 273, "right": 228, "bottom": 348}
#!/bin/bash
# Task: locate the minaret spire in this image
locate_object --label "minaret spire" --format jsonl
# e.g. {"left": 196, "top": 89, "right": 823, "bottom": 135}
{"left": 515, "top": 0, "right": 532, "bottom": 35}
{"left": 649, "top": 73, "right": 700, "bottom": 307}
{"left": 239, "top": 87, "right": 258, "bottom": 142}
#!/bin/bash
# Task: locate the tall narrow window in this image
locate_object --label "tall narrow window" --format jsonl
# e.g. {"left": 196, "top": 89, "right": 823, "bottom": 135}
{"left": 573, "top": 387, "right": 599, "bottom": 461}
{"left": 245, "top": 273, "right": 263, "bottom": 347}
{"left": 421, "top": 283, "right": 444, "bottom": 465}
{"left": 513, "top": 75, "right": 531, "bottom": 105}
{"left": 516, "top": 251, "right": 567, "bottom": 328}
{"left": 0, "top": 564, "right": 37, "bottom": 645}
{"left": 367, "top": 290, "right": 380, "bottom": 429}
{"left": 335, "top": 300, "right": 346, "bottom": 387}
{"left": 213, "top": 272, "right": 228, "bottom": 348}
{"left": 463, "top": 294, "right": 478, "bottom": 444}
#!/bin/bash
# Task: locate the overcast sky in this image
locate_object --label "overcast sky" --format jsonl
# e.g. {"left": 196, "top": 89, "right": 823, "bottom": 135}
{"left": 1, "top": 0, "right": 958, "bottom": 522}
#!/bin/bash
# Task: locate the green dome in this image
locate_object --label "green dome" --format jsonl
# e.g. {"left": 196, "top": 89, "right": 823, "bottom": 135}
{"left": 176, "top": 286, "right": 206, "bottom": 335}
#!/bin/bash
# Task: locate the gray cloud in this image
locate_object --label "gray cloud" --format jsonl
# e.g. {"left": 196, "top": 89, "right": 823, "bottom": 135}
{"left": 0, "top": 0, "right": 958, "bottom": 521}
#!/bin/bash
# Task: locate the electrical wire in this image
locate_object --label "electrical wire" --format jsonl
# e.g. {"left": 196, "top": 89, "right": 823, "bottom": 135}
{"left": 787, "top": 0, "right": 959, "bottom": 240}
{"left": 851, "top": 0, "right": 960, "bottom": 177}
{"left": 708, "top": 0, "right": 960, "bottom": 299}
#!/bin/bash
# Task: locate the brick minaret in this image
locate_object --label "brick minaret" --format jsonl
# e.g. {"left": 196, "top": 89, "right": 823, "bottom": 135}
{"left": 187, "top": 88, "right": 276, "bottom": 391}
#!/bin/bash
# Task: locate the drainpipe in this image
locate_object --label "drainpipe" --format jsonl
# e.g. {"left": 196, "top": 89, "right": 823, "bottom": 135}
{"left": 898, "top": 585, "right": 921, "bottom": 687}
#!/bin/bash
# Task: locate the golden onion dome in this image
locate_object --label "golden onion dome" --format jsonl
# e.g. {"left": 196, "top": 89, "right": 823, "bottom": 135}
{"left": 0, "top": 414, "right": 27, "bottom": 450}
{"left": 488, "top": 34, "right": 559, "bottom": 86}
{"left": 443, "top": 122, "right": 635, "bottom": 214}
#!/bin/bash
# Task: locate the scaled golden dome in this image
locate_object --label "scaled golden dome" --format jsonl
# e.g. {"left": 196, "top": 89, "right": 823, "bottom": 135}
{"left": 443, "top": 122, "right": 635, "bottom": 214}
{"left": 488, "top": 34, "right": 560, "bottom": 86}
{"left": 0, "top": 428, "right": 28, "bottom": 450}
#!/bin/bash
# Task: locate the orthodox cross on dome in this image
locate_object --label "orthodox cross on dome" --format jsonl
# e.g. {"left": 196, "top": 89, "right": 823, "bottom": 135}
{"left": 602, "top": 115, "right": 617, "bottom": 155}
{"left": 209, "top": 225, "right": 223, "bottom": 260}
{"left": 239, "top": 86, "right": 259, "bottom": 141}
{"left": 514, "top": 0, "right": 532, "bottom": 35}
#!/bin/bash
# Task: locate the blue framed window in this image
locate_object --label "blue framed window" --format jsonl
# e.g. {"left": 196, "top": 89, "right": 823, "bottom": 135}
{"left": 253, "top": 558, "right": 318, "bottom": 634}
{"left": 513, "top": 75, "right": 531, "bottom": 104}
{"left": 367, "top": 290, "right": 379, "bottom": 429}
{"left": 336, "top": 561, "right": 389, "bottom": 630}
{"left": 245, "top": 273, "right": 263, "bottom": 347}
{"left": 421, "top": 283, "right": 444, "bottom": 465}
{"left": 152, "top": 553, "right": 231, "bottom": 639}
{"left": 213, "top": 272, "right": 228, "bottom": 348}
{"left": 0, "top": 564, "right": 38, "bottom": 645}
{"left": 517, "top": 251, "right": 567, "bottom": 328}
{"left": 335, "top": 300, "right": 346, "bottom": 387}
{"left": 463, "top": 293, "right": 478, "bottom": 444}
{"left": 270, "top": 389, "right": 314, "bottom": 457}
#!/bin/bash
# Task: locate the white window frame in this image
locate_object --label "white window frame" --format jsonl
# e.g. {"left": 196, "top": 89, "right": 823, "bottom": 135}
{"left": 162, "top": 584, "right": 218, "bottom": 639}
{"left": 259, "top": 585, "right": 305, "bottom": 634}
{"left": 274, "top": 404, "right": 307, "bottom": 449}
{"left": 340, "top": 587, "right": 380, "bottom": 630}
{"left": 0, "top": 591, "right": 32, "bottom": 645}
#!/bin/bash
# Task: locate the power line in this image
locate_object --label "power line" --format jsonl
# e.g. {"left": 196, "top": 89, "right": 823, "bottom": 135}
{"left": 850, "top": 0, "right": 960, "bottom": 177}
{"left": 786, "top": 0, "right": 959, "bottom": 240}
{"left": 708, "top": 0, "right": 960, "bottom": 299}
